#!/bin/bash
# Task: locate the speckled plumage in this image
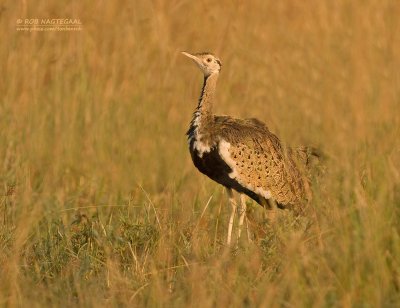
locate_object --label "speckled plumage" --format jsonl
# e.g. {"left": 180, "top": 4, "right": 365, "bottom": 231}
{"left": 188, "top": 115, "right": 313, "bottom": 209}
{"left": 182, "top": 51, "right": 319, "bottom": 244}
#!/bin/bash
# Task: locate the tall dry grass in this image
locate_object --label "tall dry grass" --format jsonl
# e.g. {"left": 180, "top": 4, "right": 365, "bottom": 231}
{"left": 1, "top": 0, "right": 400, "bottom": 306}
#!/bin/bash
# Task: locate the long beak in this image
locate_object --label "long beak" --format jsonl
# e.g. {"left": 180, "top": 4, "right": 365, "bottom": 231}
{"left": 181, "top": 51, "right": 202, "bottom": 65}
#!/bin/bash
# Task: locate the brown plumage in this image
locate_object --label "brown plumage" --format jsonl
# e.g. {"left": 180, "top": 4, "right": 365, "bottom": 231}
{"left": 182, "top": 51, "right": 319, "bottom": 245}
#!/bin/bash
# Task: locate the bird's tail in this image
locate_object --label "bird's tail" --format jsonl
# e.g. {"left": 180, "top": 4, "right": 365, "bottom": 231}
{"left": 294, "top": 146, "right": 325, "bottom": 166}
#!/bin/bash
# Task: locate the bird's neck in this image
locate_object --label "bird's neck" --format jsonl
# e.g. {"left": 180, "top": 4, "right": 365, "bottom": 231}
{"left": 193, "top": 72, "right": 218, "bottom": 131}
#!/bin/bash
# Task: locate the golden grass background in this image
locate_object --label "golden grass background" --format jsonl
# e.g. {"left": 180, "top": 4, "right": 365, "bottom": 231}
{"left": 1, "top": 0, "right": 400, "bottom": 306}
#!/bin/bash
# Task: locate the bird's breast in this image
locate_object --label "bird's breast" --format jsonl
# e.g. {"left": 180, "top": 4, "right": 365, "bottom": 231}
{"left": 189, "top": 141, "right": 232, "bottom": 183}
{"left": 189, "top": 138, "right": 212, "bottom": 158}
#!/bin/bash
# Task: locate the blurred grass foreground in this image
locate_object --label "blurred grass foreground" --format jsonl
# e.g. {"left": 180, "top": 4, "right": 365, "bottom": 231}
{"left": 1, "top": 0, "right": 400, "bottom": 306}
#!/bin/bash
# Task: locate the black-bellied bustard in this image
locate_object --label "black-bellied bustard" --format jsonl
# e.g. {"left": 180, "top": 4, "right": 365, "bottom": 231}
{"left": 182, "top": 51, "right": 319, "bottom": 245}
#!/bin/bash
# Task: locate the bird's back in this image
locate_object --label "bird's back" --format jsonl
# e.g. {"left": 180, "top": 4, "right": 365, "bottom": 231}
{"left": 189, "top": 115, "right": 312, "bottom": 208}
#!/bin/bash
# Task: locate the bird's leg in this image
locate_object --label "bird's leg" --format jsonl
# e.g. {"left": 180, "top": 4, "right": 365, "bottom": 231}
{"left": 266, "top": 199, "right": 278, "bottom": 223}
{"left": 245, "top": 217, "right": 252, "bottom": 242}
{"left": 243, "top": 197, "right": 253, "bottom": 242}
{"left": 237, "top": 194, "right": 247, "bottom": 242}
{"left": 226, "top": 188, "right": 236, "bottom": 246}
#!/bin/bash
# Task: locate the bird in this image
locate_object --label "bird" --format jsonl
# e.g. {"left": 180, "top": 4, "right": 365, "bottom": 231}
{"left": 181, "top": 51, "right": 319, "bottom": 245}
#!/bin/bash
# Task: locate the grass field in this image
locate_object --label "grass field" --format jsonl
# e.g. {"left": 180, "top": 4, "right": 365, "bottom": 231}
{"left": 1, "top": 0, "right": 400, "bottom": 306}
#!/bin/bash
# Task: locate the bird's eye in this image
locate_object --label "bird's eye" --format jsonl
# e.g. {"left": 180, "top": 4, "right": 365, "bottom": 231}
{"left": 206, "top": 58, "right": 212, "bottom": 63}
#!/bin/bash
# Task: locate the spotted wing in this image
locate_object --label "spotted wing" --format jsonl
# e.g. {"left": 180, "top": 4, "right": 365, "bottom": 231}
{"left": 215, "top": 116, "right": 308, "bottom": 207}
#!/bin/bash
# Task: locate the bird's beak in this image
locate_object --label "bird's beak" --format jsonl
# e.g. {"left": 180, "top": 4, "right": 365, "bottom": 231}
{"left": 181, "top": 51, "right": 202, "bottom": 66}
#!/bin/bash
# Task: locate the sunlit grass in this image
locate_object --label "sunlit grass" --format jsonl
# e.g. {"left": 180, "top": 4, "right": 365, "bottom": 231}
{"left": 1, "top": 0, "right": 400, "bottom": 306}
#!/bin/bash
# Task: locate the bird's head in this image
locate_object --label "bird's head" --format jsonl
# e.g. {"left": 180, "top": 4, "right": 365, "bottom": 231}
{"left": 181, "top": 51, "right": 222, "bottom": 77}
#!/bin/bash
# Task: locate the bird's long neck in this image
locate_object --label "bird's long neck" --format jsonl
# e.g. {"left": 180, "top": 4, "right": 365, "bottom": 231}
{"left": 192, "top": 72, "right": 219, "bottom": 134}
